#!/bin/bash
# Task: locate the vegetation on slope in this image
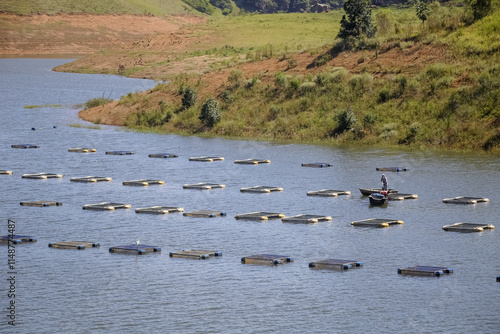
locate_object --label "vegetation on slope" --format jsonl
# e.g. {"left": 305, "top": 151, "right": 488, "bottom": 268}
{"left": 104, "top": 5, "right": 500, "bottom": 152}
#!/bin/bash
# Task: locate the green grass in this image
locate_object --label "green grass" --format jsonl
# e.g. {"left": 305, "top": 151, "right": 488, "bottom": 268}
{"left": 0, "top": 0, "right": 197, "bottom": 16}
{"left": 68, "top": 123, "right": 101, "bottom": 129}
{"left": 24, "top": 104, "right": 62, "bottom": 109}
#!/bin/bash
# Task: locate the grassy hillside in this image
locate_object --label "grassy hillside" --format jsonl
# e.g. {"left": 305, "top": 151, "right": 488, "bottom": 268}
{"left": 0, "top": 0, "right": 197, "bottom": 16}
{"left": 79, "top": 6, "right": 500, "bottom": 152}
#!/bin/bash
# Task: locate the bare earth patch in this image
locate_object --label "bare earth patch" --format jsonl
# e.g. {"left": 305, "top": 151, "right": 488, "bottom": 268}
{"left": 0, "top": 13, "right": 204, "bottom": 55}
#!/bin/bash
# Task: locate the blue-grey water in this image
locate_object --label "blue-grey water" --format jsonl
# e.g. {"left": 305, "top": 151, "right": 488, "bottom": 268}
{"left": 0, "top": 59, "right": 499, "bottom": 333}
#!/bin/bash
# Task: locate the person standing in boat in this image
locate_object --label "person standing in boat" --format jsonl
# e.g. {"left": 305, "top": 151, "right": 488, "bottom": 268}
{"left": 381, "top": 174, "right": 388, "bottom": 191}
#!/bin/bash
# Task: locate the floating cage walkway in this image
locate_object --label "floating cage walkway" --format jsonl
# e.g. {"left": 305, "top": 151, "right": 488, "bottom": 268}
{"left": 241, "top": 254, "right": 294, "bottom": 265}
{"left": 443, "top": 196, "right": 490, "bottom": 204}
{"left": 398, "top": 266, "right": 453, "bottom": 276}
{"left": 240, "top": 186, "right": 283, "bottom": 193}
{"left": 0, "top": 235, "right": 37, "bottom": 245}
{"left": 1, "top": 170, "right": 13, "bottom": 175}
{"left": 68, "top": 148, "right": 96, "bottom": 153}
{"left": 20, "top": 200, "right": 62, "bottom": 207}
{"left": 123, "top": 179, "right": 164, "bottom": 186}
{"left": 234, "top": 159, "right": 270, "bottom": 164}
{"left": 307, "top": 189, "right": 351, "bottom": 197}
{"left": 301, "top": 163, "right": 333, "bottom": 168}
{"left": 388, "top": 193, "right": 418, "bottom": 200}
{"left": 109, "top": 244, "right": 161, "bottom": 255}
{"left": 105, "top": 151, "right": 135, "bottom": 155}
{"left": 49, "top": 241, "right": 100, "bottom": 249}
{"left": 22, "top": 173, "right": 63, "bottom": 179}
{"left": 442, "top": 222, "right": 495, "bottom": 233}
{"left": 83, "top": 202, "right": 131, "bottom": 211}
{"left": 189, "top": 156, "right": 224, "bottom": 162}
{"left": 235, "top": 212, "right": 285, "bottom": 221}
{"left": 351, "top": 218, "right": 404, "bottom": 228}
{"left": 70, "top": 176, "right": 111, "bottom": 183}
{"left": 183, "top": 210, "right": 226, "bottom": 218}
{"left": 149, "top": 153, "right": 178, "bottom": 158}
{"left": 376, "top": 167, "right": 409, "bottom": 172}
{"left": 12, "top": 144, "right": 39, "bottom": 149}
{"left": 183, "top": 183, "right": 225, "bottom": 190}
{"left": 169, "top": 249, "right": 222, "bottom": 259}
{"left": 136, "top": 206, "right": 184, "bottom": 214}
{"left": 309, "top": 259, "right": 363, "bottom": 270}
{"left": 282, "top": 214, "right": 332, "bottom": 224}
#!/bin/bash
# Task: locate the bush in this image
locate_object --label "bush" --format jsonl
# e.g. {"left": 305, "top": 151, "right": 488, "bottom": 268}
{"left": 199, "top": 97, "right": 221, "bottom": 127}
{"left": 275, "top": 72, "right": 288, "bottom": 89}
{"left": 182, "top": 87, "right": 197, "bottom": 110}
{"left": 84, "top": 97, "right": 113, "bottom": 109}
{"left": 332, "top": 107, "right": 356, "bottom": 136}
{"left": 378, "top": 87, "right": 391, "bottom": 103}
{"left": 299, "top": 82, "right": 316, "bottom": 94}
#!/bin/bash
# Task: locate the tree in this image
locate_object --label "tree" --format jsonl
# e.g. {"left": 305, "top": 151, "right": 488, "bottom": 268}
{"left": 199, "top": 97, "right": 221, "bottom": 127}
{"left": 415, "top": 1, "right": 430, "bottom": 26}
{"left": 466, "top": 0, "right": 493, "bottom": 22}
{"left": 337, "top": 0, "right": 376, "bottom": 45}
{"left": 182, "top": 87, "right": 197, "bottom": 110}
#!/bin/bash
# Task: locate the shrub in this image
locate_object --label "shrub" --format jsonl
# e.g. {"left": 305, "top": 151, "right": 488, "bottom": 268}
{"left": 378, "top": 87, "right": 391, "bottom": 103}
{"left": 199, "top": 97, "right": 221, "bottom": 127}
{"left": 275, "top": 72, "right": 288, "bottom": 89}
{"left": 228, "top": 69, "right": 244, "bottom": 85}
{"left": 182, "top": 87, "right": 197, "bottom": 110}
{"left": 299, "top": 82, "right": 316, "bottom": 94}
{"left": 332, "top": 107, "right": 356, "bottom": 136}
{"left": 84, "top": 97, "right": 113, "bottom": 109}
{"left": 350, "top": 73, "right": 373, "bottom": 92}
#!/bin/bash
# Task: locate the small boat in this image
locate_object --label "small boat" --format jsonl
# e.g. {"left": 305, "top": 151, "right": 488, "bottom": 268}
{"left": 359, "top": 188, "right": 398, "bottom": 196}
{"left": 369, "top": 192, "right": 387, "bottom": 206}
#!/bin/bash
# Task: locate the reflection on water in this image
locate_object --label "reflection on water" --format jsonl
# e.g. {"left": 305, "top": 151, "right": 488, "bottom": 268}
{"left": 0, "top": 59, "right": 499, "bottom": 333}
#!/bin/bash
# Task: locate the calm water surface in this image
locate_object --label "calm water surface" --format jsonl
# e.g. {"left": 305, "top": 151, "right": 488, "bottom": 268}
{"left": 0, "top": 59, "right": 499, "bottom": 333}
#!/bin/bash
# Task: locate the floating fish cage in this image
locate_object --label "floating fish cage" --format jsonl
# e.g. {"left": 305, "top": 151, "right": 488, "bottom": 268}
{"left": 307, "top": 189, "right": 351, "bottom": 197}
{"left": 442, "top": 222, "right": 495, "bottom": 233}
{"left": 282, "top": 214, "right": 332, "bottom": 224}
{"left": 309, "top": 259, "right": 363, "bottom": 270}
{"left": 22, "top": 173, "right": 63, "bottom": 179}
{"left": 20, "top": 200, "right": 62, "bottom": 207}
{"left": 135, "top": 206, "right": 184, "bottom": 214}
{"left": 235, "top": 212, "right": 286, "bottom": 221}
{"left": 443, "top": 196, "right": 490, "bottom": 204}
{"left": 234, "top": 159, "right": 270, "bottom": 165}
{"left": 398, "top": 266, "right": 453, "bottom": 277}
{"left": 388, "top": 193, "right": 418, "bottom": 200}
{"left": 183, "top": 210, "right": 226, "bottom": 218}
{"left": 189, "top": 156, "right": 224, "bottom": 162}
{"left": 0, "top": 235, "right": 37, "bottom": 245}
{"left": 148, "top": 153, "right": 178, "bottom": 158}
{"left": 109, "top": 244, "right": 161, "bottom": 255}
{"left": 376, "top": 167, "right": 409, "bottom": 172}
{"left": 105, "top": 151, "right": 135, "bottom": 155}
{"left": 83, "top": 202, "right": 131, "bottom": 211}
{"left": 49, "top": 241, "right": 100, "bottom": 250}
{"left": 68, "top": 148, "right": 96, "bottom": 153}
{"left": 351, "top": 218, "right": 404, "bottom": 228}
{"left": 0, "top": 170, "right": 13, "bottom": 175}
{"left": 123, "top": 179, "right": 164, "bottom": 186}
{"left": 240, "top": 186, "right": 283, "bottom": 193}
{"left": 169, "top": 249, "right": 222, "bottom": 259}
{"left": 70, "top": 176, "right": 112, "bottom": 183}
{"left": 183, "top": 183, "right": 226, "bottom": 190}
{"left": 301, "top": 163, "right": 333, "bottom": 168}
{"left": 241, "top": 254, "right": 294, "bottom": 265}
{"left": 11, "top": 144, "right": 39, "bottom": 149}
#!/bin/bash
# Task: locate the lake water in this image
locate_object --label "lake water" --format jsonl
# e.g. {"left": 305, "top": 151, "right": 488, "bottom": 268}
{"left": 0, "top": 59, "right": 499, "bottom": 333}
